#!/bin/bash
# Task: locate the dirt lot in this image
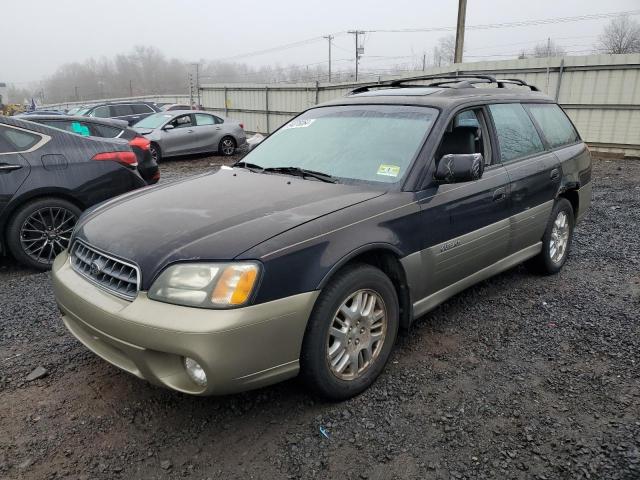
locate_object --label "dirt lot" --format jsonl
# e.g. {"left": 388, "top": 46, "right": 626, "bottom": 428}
{"left": 1, "top": 155, "right": 639, "bottom": 480}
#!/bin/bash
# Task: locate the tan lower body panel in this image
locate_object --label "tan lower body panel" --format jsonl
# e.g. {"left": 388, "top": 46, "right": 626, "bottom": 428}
{"left": 576, "top": 181, "right": 592, "bottom": 223}
{"left": 411, "top": 243, "right": 542, "bottom": 318}
{"left": 52, "top": 252, "right": 319, "bottom": 396}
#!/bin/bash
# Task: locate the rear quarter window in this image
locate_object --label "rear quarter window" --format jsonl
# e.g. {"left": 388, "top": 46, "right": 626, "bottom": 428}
{"left": 527, "top": 104, "right": 579, "bottom": 148}
{"left": 91, "top": 124, "right": 123, "bottom": 138}
{"left": 0, "top": 126, "right": 42, "bottom": 152}
{"left": 91, "top": 106, "right": 111, "bottom": 118}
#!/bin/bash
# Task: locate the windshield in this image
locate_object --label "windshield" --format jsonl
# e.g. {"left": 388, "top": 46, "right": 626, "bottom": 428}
{"left": 242, "top": 105, "right": 437, "bottom": 184}
{"left": 76, "top": 107, "right": 91, "bottom": 115}
{"left": 133, "top": 113, "right": 174, "bottom": 129}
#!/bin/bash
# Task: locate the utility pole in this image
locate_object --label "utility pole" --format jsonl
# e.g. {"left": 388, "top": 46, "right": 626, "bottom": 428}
{"left": 323, "top": 35, "right": 334, "bottom": 82}
{"left": 546, "top": 37, "right": 551, "bottom": 57}
{"left": 191, "top": 63, "right": 200, "bottom": 108}
{"left": 74, "top": 86, "right": 79, "bottom": 101}
{"left": 129, "top": 79, "right": 133, "bottom": 97}
{"left": 348, "top": 30, "right": 364, "bottom": 81}
{"left": 454, "top": 0, "right": 467, "bottom": 64}
{"left": 188, "top": 73, "right": 194, "bottom": 107}
{"left": 422, "top": 53, "right": 426, "bottom": 72}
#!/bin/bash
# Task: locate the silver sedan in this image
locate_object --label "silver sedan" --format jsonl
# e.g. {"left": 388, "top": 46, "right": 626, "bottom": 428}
{"left": 132, "top": 110, "right": 247, "bottom": 162}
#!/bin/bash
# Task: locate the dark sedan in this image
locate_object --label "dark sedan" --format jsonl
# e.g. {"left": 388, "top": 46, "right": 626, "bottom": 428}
{"left": 0, "top": 116, "right": 147, "bottom": 270}
{"left": 25, "top": 115, "right": 159, "bottom": 184}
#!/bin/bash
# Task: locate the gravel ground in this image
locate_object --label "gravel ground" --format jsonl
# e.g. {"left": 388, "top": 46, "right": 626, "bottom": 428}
{"left": 1, "top": 155, "right": 639, "bottom": 480}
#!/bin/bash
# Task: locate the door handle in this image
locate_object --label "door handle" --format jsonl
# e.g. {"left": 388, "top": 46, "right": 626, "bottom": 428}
{"left": 216, "top": 127, "right": 222, "bottom": 130}
{"left": 492, "top": 187, "right": 507, "bottom": 202}
{"left": 550, "top": 168, "right": 560, "bottom": 181}
{"left": 187, "top": 129, "right": 194, "bottom": 133}
{"left": 0, "top": 164, "right": 23, "bottom": 172}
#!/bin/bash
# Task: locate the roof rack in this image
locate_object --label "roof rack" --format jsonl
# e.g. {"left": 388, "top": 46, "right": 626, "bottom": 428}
{"left": 347, "top": 72, "right": 539, "bottom": 95}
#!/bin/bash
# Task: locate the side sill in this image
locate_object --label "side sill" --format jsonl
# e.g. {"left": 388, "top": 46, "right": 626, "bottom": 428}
{"left": 412, "top": 242, "right": 542, "bottom": 319}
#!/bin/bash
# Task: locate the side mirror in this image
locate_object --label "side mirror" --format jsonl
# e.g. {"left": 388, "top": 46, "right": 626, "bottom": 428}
{"left": 163, "top": 124, "right": 175, "bottom": 131}
{"left": 435, "top": 153, "right": 484, "bottom": 184}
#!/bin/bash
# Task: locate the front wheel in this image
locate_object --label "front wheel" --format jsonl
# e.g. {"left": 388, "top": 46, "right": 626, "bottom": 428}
{"left": 527, "top": 198, "right": 574, "bottom": 275}
{"left": 6, "top": 197, "right": 81, "bottom": 270}
{"left": 300, "top": 264, "right": 399, "bottom": 400}
{"left": 219, "top": 136, "right": 236, "bottom": 156}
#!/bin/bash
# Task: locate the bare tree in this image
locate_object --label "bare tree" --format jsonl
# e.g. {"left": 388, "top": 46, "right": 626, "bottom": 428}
{"left": 531, "top": 39, "right": 566, "bottom": 58}
{"left": 433, "top": 35, "right": 456, "bottom": 66}
{"left": 597, "top": 15, "right": 640, "bottom": 54}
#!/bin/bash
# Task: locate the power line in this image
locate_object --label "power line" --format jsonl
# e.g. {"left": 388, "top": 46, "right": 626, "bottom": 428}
{"left": 363, "top": 9, "right": 640, "bottom": 33}
{"left": 214, "top": 33, "right": 344, "bottom": 62}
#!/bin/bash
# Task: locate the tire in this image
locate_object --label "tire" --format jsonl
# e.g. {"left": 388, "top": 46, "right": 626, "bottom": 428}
{"left": 219, "top": 136, "right": 236, "bottom": 157}
{"left": 300, "top": 263, "right": 399, "bottom": 400}
{"left": 6, "top": 197, "right": 81, "bottom": 271}
{"left": 150, "top": 143, "right": 162, "bottom": 164}
{"left": 526, "top": 198, "right": 575, "bottom": 275}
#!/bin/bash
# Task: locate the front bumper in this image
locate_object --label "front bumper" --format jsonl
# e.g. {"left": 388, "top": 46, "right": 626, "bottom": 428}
{"left": 52, "top": 252, "right": 318, "bottom": 395}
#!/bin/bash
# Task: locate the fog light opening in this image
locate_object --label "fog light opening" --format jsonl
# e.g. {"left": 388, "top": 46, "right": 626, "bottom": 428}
{"left": 183, "top": 357, "right": 207, "bottom": 387}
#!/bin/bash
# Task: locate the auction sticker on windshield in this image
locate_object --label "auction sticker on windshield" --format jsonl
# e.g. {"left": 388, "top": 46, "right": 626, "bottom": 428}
{"left": 377, "top": 164, "right": 400, "bottom": 177}
{"left": 282, "top": 118, "right": 316, "bottom": 130}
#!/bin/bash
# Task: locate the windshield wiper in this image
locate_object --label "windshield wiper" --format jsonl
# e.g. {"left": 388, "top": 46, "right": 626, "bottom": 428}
{"left": 233, "top": 161, "right": 265, "bottom": 172}
{"left": 262, "top": 166, "right": 338, "bottom": 183}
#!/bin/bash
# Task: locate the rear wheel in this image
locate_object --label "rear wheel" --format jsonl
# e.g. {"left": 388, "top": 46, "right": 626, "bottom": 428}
{"left": 219, "top": 136, "right": 236, "bottom": 156}
{"left": 300, "top": 264, "right": 399, "bottom": 400}
{"left": 150, "top": 143, "right": 162, "bottom": 163}
{"left": 527, "top": 198, "right": 574, "bottom": 275}
{"left": 6, "top": 197, "right": 81, "bottom": 270}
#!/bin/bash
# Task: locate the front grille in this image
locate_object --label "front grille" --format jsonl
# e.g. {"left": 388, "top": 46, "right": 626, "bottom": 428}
{"left": 70, "top": 241, "right": 140, "bottom": 300}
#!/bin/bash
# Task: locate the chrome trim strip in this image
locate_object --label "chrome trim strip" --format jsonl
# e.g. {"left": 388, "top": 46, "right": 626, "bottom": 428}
{"left": 70, "top": 240, "right": 141, "bottom": 301}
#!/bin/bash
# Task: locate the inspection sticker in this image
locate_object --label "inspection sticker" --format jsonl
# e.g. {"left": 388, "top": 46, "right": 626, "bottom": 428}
{"left": 282, "top": 118, "right": 316, "bottom": 130}
{"left": 377, "top": 164, "right": 401, "bottom": 177}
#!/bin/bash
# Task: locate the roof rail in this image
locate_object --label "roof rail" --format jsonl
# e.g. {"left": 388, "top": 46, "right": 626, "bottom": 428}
{"left": 347, "top": 72, "right": 539, "bottom": 95}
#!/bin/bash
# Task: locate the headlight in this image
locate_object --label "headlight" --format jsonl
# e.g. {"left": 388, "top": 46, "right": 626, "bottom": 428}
{"left": 148, "top": 262, "right": 260, "bottom": 308}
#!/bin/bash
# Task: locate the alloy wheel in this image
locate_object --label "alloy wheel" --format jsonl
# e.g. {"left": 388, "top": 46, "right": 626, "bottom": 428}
{"left": 221, "top": 138, "right": 235, "bottom": 156}
{"left": 326, "top": 289, "right": 388, "bottom": 380}
{"left": 19, "top": 207, "right": 77, "bottom": 265}
{"left": 549, "top": 210, "right": 570, "bottom": 264}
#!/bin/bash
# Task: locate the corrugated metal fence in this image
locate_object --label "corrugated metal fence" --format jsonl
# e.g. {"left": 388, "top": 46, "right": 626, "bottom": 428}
{"left": 199, "top": 53, "right": 640, "bottom": 157}
{"left": 46, "top": 53, "right": 640, "bottom": 156}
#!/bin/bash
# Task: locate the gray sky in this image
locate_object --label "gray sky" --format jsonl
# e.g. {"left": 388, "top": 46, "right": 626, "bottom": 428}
{"left": 3, "top": 0, "right": 639, "bottom": 85}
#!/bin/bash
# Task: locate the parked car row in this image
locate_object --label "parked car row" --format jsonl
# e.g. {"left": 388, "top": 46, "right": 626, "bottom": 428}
{"left": 0, "top": 115, "right": 147, "bottom": 270}
{"left": 1, "top": 100, "right": 249, "bottom": 269}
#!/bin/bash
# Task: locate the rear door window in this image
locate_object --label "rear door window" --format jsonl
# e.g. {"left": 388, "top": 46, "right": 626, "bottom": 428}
{"left": 526, "top": 104, "right": 579, "bottom": 148}
{"left": 194, "top": 114, "right": 215, "bottom": 126}
{"left": 131, "top": 104, "right": 153, "bottom": 114}
{"left": 488, "top": 103, "right": 545, "bottom": 163}
{"left": 111, "top": 105, "right": 135, "bottom": 117}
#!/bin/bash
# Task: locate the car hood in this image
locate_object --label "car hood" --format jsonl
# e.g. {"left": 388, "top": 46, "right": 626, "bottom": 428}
{"left": 74, "top": 167, "right": 385, "bottom": 289}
